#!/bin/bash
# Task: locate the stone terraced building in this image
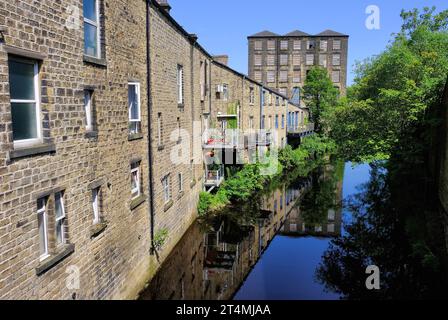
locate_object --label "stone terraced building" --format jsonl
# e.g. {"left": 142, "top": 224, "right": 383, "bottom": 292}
{"left": 0, "top": 0, "right": 312, "bottom": 299}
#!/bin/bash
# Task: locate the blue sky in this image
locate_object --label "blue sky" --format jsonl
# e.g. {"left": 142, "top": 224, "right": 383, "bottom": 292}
{"left": 167, "top": 0, "right": 447, "bottom": 85}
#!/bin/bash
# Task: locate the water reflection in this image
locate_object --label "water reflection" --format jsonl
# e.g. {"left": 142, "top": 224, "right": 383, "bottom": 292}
{"left": 316, "top": 163, "right": 448, "bottom": 299}
{"left": 140, "top": 159, "right": 345, "bottom": 300}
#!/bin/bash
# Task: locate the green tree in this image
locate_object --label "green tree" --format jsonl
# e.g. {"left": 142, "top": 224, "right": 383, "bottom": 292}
{"left": 328, "top": 7, "right": 448, "bottom": 163}
{"left": 303, "top": 67, "right": 339, "bottom": 134}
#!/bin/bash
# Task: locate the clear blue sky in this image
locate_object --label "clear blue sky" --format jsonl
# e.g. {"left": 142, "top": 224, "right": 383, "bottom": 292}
{"left": 167, "top": 0, "right": 447, "bottom": 85}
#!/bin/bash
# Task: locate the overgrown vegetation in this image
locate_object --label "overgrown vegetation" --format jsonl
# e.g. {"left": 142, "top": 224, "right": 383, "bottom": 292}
{"left": 198, "top": 135, "right": 335, "bottom": 216}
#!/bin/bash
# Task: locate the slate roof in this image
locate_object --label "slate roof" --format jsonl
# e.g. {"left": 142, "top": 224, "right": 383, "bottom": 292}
{"left": 248, "top": 30, "right": 280, "bottom": 38}
{"left": 284, "top": 30, "right": 310, "bottom": 37}
{"left": 315, "top": 29, "right": 348, "bottom": 37}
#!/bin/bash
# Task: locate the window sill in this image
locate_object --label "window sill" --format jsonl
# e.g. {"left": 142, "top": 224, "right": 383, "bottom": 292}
{"left": 157, "top": 144, "right": 165, "bottom": 151}
{"left": 164, "top": 199, "right": 174, "bottom": 212}
{"left": 85, "top": 131, "right": 98, "bottom": 139}
{"left": 178, "top": 103, "right": 184, "bottom": 108}
{"left": 35, "top": 244, "right": 75, "bottom": 276}
{"left": 10, "top": 143, "right": 56, "bottom": 160}
{"left": 177, "top": 191, "right": 184, "bottom": 200}
{"left": 128, "top": 132, "right": 144, "bottom": 141}
{"left": 90, "top": 222, "right": 108, "bottom": 238}
{"left": 83, "top": 55, "right": 107, "bottom": 67}
{"left": 130, "top": 194, "right": 146, "bottom": 211}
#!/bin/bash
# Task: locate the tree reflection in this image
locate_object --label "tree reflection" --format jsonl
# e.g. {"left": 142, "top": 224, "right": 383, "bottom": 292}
{"left": 316, "top": 163, "right": 448, "bottom": 299}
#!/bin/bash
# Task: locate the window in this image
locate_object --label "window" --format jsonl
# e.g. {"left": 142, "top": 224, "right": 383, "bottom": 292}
{"left": 279, "top": 70, "right": 288, "bottom": 82}
{"left": 190, "top": 159, "right": 195, "bottom": 183}
{"left": 261, "top": 115, "right": 265, "bottom": 129}
{"left": 162, "top": 175, "right": 171, "bottom": 204}
{"left": 177, "top": 65, "right": 184, "bottom": 105}
{"left": 254, "top": 40, "right": 263, "bottom": 51}
{"left": 281, "top": 115, "right": 285, "bottom": 129}
{"left": 292, "top": 54, "right": 300, "bottom": 66}
{"left": 332, "top": 54, "right": 341, "bottom": 66}
{"left": 279, "top": 88, "right": 287, "bottom": 97}
{"left": 291, "top": 87, "right": 301, "bottom": 105}
{"left": 128, "top": 83, "right": 141, "bottom": 134}
{"left": 157, "top": 112, "right": 162, "bottom": 146}
{"left": 333, "top": 39, "right": 341, "bottom": 50}
{"left": 275, "top": 115, "right": 279, "bottom": 129}
{"left": 306, "top": 40, "right": 315, "bottom": 50}
{"left": 37, "top": 198, "right": 49, "bottom": 261}
{"left": 131, "top": 162, "right": 141, "bottom": 199}
{"left": 222, "top": 84, "right": 229, "bottom": 101}
{"left": 254, "top": 55, "right": 262, "bottom": 66}
{"left": 249, "top": 87, "right": 255, "bottom": 104}
{"left": 332, "top": 70, "right": 340, "bottom": 83}
{"left": 254, "top": 71, "right": 262, "bottom": 82}
{"left": 84, "top": 90, "right": 94, "bottom": 131}
{"left": 280, "top": 40, "right": 288, "bottom": 50}
{"left": 267, "top": 71, "right": 275, "bottom": 83}
{"left": 267, "top": 40, "right": 276, "bottom": 51}
{"left": 275, "top": 96, "right": 280, "bottom": 106}
{"left": 83, "top": 0, "right": 101, "bottom": 58}
{"left": 306, "top": 54, "right": 314, "bottom": 65}
{"left": 200, "top": 61, "right": 206, "bottom": 101}
{"left": 280, "top": 195, "right": 283, "bottom": 210}
{"left": 268, "top": 116, "right": 272, "bottom": 129}
{"left": 178, "top": 173, "right": 183, "bottom": 193}
{"left": 92, "top": 187, "right": 101, "bottom": 224}
{"left": 267, "top": 55, "right": 275, "bottom": 66}
{"left": 249, "top": 116, "right": 254, "bottom": 129}
{"left": 8, "top": 56, "right": 41, "bottom": 147}
{"left": 280, "top": 54, "right": 288, "bottom": 66}
{"left": 319, "top": 54, "right": 327, "bottom": 67}
{"left": 293, "top": 40, "right": 301, "bottom": 50}
{"left": 54, "top": 192, "right": 66, "bottom": 246}
{"left": 320, "top": 40, "right": 328, "bottom": 52}
{"left": 293, "top": 70, "right": 301, "bottom": 83}
{"left": 176, "top": 117, "right": 181, "bottom": 141}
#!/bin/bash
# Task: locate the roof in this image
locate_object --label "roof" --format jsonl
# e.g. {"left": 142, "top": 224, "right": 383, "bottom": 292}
{"left": 284, "top": 30, "right": 310, "bottom": 37}
{"left": 248, "top": 29, "right": 349, "bottom": 38}
{"left": 315, "top": 29, "right": 348, "bottom": 37}
{"left": 248, "top": 30, "right": 280, "bottom": 38}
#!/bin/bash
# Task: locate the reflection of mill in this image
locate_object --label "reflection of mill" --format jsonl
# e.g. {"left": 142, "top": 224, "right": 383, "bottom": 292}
{"left": 281, "top": 163, "right": 344, "bottom": 238}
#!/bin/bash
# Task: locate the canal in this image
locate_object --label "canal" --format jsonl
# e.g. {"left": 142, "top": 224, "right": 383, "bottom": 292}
{"left": 139, "top": 159, "right": 448, "bottom": 300}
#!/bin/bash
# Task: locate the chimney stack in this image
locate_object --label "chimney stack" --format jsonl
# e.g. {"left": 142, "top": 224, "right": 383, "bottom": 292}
{"left": 155, "top": 0, "right": 171, "bottom": 13}
{"left": 213, "top": 55, "right": 229, "bottom": 66}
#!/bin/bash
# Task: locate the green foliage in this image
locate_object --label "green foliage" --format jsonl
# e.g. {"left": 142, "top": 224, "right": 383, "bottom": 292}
{"left": 328, "top": 7, "right": 448, "bottom": 163}
{"left": 303, "top": 67, "right": 339, "bottom": 134}
{"left": 198, "top": 135, "right": 336, "bottom": 216}
{"left": 227, "top": 102, "right": 239, "bottom": 129}
{"left": 153, "top": 228, "right": 169, "bottom": 251}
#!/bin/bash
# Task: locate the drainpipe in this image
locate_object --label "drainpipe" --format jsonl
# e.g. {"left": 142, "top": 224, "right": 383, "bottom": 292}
{"left": 146, "top": 1, "right": 156, "bottom": 255}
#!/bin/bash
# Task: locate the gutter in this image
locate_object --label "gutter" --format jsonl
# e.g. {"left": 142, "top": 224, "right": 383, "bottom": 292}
{"left": 146, "top": 1, "right": 156, "bottom": 255}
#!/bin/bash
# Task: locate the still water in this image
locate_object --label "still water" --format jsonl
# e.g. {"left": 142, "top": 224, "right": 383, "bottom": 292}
{"left": 140, "top": 161, "right": 373, "bottom": 300}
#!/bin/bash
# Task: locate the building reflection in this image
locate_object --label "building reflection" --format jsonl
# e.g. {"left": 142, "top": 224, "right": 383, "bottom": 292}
{"left": 139, "top": 163, "right": 343, "bottom": 300}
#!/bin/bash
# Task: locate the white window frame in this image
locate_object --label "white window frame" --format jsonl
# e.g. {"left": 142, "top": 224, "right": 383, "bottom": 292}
{"left": 84, "top": 90, "right": 93, "bottom": 131}
{"left": 128, "top": 82, "right": 141, "bottom": 134}
{"left": 254, "top": 55, "right": 262, "bottom": 66}
{"left": 293, "top": 40, "right": 301, "bottom": 51}
{"left": 332, "top": 54, "right": 341, "bottom": 66}
{"left": 162, "top": 175, "right": 171, "bottom": 204}
{"left": 83, "top": 0, "right": 101, "bottom": 59}
{"left": 267, "top": 71, "right": 275, "bottom": 83}
{"left": 279, "top": 70, "right": 288, "bottom": 82}
{"left": 254, "top": 71, "right": 262, "bottom": 82}
{"left": 37, "top": 198, "right": 49, "bottom": 261}
{"left": 267, "top": 54, "right": 275, "bottom": 66}
{"left": 319, "top": 54, "right": 327, "bottom": 67}
{"left": 177, "top": 65, "right": 184, "bottom": 105}
{"left": 131, "top": 162, "right": 141, "bottom": 199}
{"left": 10, "top": 58, "right": 42, "bottom": 149}
{"left": 267, "top": 40, "right": 276, "bottom": 51}
{"left": 54, "top": 192, "right": 66, "bottom": 246}
{"left": 280, "top": 40, "right": 288, "bottom": 50}
{"left": 254, "top": 40, "right": 263, "bottom": 51}
{"left": 280, "top": 54, "right": 288, "bottom": 66}
{"left": 333, "top": 40, "right": 341, "bottom": 50}
{"left": 320, "top": 40, "right": 328, "bottom": 52}
{"left": 306, "top": 54, "right": 314, "bottom": 66}
{"left": 222, "top": 84, "right": 229, "bottom": 101}
{"left": 92, "top": 187, "right": 100, "bottom": 224}
{"left": 293, "top": 71, "right": 301, "bottom": 83}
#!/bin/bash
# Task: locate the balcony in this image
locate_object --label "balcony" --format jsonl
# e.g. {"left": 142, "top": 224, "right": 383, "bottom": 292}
{"left": 203, "top": 129, "right": 242, "bottom": 149}
{"left": 287, "top": 123, "right": 315, "bottom": 137}
{"left": 257, "top": 130, "right": 272, "bottom": 146}
{"left": 204, "top": 165, "right": 224, "bottom": 192}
